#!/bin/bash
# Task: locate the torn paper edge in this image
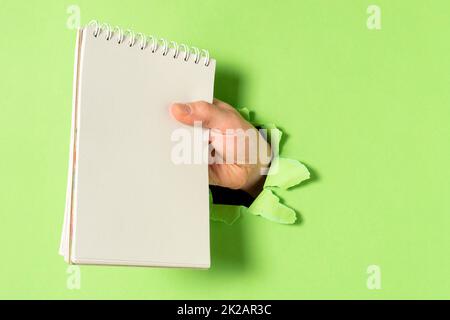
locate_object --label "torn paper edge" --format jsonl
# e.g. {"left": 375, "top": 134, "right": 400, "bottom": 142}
{"left": 247, "top": 189, "right": 297, "bottom": 224}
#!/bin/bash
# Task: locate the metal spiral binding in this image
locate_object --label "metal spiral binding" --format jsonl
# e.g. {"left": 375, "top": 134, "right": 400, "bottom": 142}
{"left": 87, "top": 20, "right": 210, "bottom": 67}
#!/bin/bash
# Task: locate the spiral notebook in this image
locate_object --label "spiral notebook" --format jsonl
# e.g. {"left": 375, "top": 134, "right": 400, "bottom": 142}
{"left": 59, "top": 21, "right": 215, "bottom": 268}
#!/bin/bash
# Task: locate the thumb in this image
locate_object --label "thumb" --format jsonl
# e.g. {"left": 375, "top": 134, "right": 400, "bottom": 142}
{"left": 170, "top": 101, "right": 227, "bottom": 129}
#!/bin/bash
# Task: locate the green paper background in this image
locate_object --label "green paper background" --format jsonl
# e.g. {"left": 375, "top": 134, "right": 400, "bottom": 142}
{"left": 1, "top": 0, "right": 449, "bottom": 299}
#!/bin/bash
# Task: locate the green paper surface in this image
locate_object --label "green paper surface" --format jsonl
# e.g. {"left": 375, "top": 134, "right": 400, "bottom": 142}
{"left": 265, "top": 157, "right": 310, "bottom": 189}
{"left": 1, "top": 0, "right": 450, "bottom": 299}
{"left": 210, "top": 204, "right": 244, "bottom": 225}
{"left": 248, "top": 189, "right": 297, "bottom": 224}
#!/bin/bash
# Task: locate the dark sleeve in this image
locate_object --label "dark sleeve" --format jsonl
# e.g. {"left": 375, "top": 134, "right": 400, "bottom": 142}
{"left": 209, "top": 185, "right": 255, "bottom": 207}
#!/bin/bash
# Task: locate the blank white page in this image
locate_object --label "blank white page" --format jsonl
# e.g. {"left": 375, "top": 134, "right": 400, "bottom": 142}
{"left": 68, "top": 24, "right": 215, "bottom": 268}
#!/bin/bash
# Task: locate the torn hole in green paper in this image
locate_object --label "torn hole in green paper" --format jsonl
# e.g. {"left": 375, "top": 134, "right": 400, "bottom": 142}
{"left": 208, "top": 115, "right": 309, "bottom": 225}
{"left": 247, "top": 189, "right": 297, "bottom": 224}
{"left": 265, "top": 157, "right": 310, "bottom": 189}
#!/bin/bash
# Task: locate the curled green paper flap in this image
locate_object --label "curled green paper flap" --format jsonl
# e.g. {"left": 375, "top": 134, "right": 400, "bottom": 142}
{"left": 210, "top": 204, "right": 244, "bottom": 225}
{"left": 260, "top": 123, "right": 283, "bottom": 155}
{"left": 209, "top": 189, "right": 213, "bottom": 206}
{"left": 248, "top": 189, "right": 297, "bottom": 224}
{"left": 265, "top": 157, "right": 310, "bottom": 189}
{"left": 237, "top": 107, "right": 250, "bottom": 121}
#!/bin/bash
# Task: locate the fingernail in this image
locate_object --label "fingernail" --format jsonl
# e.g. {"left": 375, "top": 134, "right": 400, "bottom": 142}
{"left": 172, "top": 103, "right": 191, "bottom": 115}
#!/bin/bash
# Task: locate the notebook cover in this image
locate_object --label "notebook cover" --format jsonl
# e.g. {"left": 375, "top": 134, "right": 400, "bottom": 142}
{"left": 63, "top": 24, "right": 215, "bottom": 268}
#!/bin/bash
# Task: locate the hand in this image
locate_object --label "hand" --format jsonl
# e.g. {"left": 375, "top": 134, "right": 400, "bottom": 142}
{"left": 170, "top": 99, "right": 271, "bottom": 197}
